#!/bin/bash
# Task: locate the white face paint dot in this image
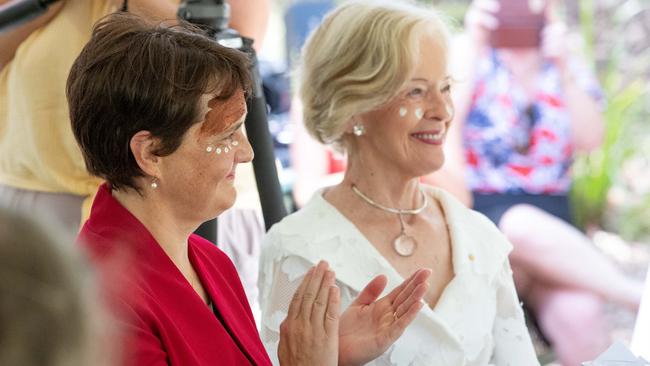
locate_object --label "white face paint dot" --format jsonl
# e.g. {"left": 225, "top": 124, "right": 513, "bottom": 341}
{"left": 216, "top": 147, "right": 222, "bottom": 154}
{"left": 224, "top": 147, "right": 230, "bottom": 153}
{"left": 206, "top": 146, "right": 213, "bottom": 153}
{"left": 232, "top": 140, "right": 239, "bottom": 146}
{"left": 399, "top": 107, "right": 407, "bottom": 118}
{"left": 415, "top": 108, "right": 424, "bottom": 119}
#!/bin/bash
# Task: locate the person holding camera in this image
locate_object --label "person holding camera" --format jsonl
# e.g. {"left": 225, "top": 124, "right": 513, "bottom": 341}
{"left": 426, "top": 0, "right": 645, "bottom": 364}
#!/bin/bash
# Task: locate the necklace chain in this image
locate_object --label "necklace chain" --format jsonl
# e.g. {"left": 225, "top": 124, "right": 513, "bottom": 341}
{"left": 351, "top": 184, "right": 427, "bottom": 257}
{"left": 351, "top": 184, "right": 428, "bottom": 215}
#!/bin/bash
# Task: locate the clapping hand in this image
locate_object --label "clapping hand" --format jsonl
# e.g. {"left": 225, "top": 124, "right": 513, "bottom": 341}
{"left": 338, "top": 269, "right": 432, "bottom": 366}
{"left": 278, "top": 261, "right": 340, "bottom": 366}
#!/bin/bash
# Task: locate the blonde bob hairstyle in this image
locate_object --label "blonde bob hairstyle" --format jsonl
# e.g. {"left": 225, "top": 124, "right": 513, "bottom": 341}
{"left": 299, "top": 0, "right": 450, "bottom": 150}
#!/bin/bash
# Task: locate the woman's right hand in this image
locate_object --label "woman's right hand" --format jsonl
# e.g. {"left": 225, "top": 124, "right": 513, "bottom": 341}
{"left": 337, "top": 269, "right": 432, "bottom": 366}
{"left": 278, "top": 261, "right": 340, "bottom": 366}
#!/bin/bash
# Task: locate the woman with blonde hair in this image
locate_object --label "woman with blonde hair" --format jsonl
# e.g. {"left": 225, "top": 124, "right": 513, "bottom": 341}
{"left": 260, "top": 1, "right": 540, "bottom": 365}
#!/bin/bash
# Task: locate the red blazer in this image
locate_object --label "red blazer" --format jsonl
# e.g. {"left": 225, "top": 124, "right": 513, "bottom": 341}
{"left": 79, "top": 184, "right": 272, "bottom": 366}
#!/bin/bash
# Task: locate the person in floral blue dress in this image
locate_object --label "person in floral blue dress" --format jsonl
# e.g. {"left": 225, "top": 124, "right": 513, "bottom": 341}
{"left": 427, "top": 1, "right": 645, "bottom": 365}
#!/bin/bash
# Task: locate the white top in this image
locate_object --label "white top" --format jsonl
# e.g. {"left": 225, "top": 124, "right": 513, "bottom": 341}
{"left": 259, "top": 188, "right": 540, "bottom": 366}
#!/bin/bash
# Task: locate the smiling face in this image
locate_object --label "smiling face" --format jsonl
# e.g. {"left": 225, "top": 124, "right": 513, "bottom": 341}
{"left": 354, "top": 34, "right": 453, "bottom": 178}
{"left": 155, "top": 88, "right": 253, "bottom": 223}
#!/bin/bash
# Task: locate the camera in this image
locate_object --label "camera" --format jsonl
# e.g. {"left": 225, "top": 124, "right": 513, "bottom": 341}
{"left": 489, "top": 0, "right": 546, "bottom": 48}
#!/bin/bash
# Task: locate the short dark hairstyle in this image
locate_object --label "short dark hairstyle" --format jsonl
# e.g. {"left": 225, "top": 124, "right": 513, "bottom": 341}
{"left": 67, "top": 12, "right": 252, "bottom": 192}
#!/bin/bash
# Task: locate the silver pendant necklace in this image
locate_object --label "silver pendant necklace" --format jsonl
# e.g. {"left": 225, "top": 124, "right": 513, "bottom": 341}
{"left": 351, "top": 184, "right": 428, "bottom": 257}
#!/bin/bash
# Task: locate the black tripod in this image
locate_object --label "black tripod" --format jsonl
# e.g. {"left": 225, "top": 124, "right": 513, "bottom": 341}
{"left": 179, "top": 0, "right": 288, "bottom": 241}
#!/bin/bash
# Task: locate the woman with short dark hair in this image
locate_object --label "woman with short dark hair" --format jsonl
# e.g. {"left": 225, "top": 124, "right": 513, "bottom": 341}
{"left": 69, "top": 12, "right": 429, "bottom": 366}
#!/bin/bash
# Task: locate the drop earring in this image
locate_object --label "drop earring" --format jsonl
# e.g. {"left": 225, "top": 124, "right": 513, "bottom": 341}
{"left": 353, "top": 123, "right": 366, "bottom": 136}
{"left": 151, "top": 178, "right": 158, "bottom": 189}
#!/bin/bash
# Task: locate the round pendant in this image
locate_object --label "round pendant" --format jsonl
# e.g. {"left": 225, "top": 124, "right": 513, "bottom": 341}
{"left": 393, "top": 234, "right": 417, "bottom": 257}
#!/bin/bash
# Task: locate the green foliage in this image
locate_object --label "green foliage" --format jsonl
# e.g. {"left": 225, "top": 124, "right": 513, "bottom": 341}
{"left": 616, "top": 193, "right": 650, "bottom": 242}
{"left": 570, "top": 0, "right": 649, "bottom": 234}
{"left": 431, "top": 2, "right": 469, "bottom": 25}
{"left": 571, "top": 81, "right": 645, "bottom": 228}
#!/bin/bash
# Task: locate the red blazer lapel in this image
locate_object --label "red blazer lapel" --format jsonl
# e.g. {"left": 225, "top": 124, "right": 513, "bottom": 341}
{"left": 189, "top": 236, "right": 271, "bottom": 366}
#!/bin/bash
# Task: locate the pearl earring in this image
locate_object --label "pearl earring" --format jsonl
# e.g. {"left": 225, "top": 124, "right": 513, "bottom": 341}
{"left": 151, "top": 178, "right": 158, "bottom": 189}
{"left": 399, "top": 107, "right": 407, "bottom": 118}
{"left": 353, "top": 123, "right": 365, "bottom": 136}
{"left": 415, "top": 108, "right": 424, "bottom": 119}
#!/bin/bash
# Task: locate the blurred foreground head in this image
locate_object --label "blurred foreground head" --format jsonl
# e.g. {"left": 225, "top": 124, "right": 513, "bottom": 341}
{"left": 0, "top": 209, "right": 110, "bottom": 366}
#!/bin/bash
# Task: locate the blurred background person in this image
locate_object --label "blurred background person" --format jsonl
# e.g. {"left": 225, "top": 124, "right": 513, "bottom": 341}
{"left": 0, "top": 208, "right": 112, "bottom": 366}
{"left": 426, "top": 0, "right": 645, "bottom": 364}
{"left": 0, "top": 0, "right": 112, "bottom": 235}
{"left": 260, "top": 1, "right": 540, "bottom": 365}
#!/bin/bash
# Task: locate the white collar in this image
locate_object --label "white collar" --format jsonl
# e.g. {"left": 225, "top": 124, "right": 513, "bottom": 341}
{"left": 269, "top": 187, "right": 512, "bottom": 295}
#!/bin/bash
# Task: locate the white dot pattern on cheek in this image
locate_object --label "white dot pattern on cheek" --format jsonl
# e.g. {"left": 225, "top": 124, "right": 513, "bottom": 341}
{"left": 399, "top": 107, "right": 407, "bottom": 118}
{"left": 415, "top": 108, "right": 424, "bottom": 119}
{"left": 206, "top": 138, "right": 239, "bottom": 156}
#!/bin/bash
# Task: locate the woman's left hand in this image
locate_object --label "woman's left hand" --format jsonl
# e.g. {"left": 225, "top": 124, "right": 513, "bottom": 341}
{"left": 337, "top": 268, "right": 432, "bottom": 366}
{"left": 278, "top": 261, "right": 340, "bottom": 366}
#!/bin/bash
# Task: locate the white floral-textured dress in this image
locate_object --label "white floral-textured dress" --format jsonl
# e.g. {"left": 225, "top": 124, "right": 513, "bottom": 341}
{"left": 259, "top": 187, "right": 540, "bottom": 366}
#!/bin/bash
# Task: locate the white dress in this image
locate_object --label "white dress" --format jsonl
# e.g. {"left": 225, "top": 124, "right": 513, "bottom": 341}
{"left": 259, "top": 188, "right": 540, "bottom": 366}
